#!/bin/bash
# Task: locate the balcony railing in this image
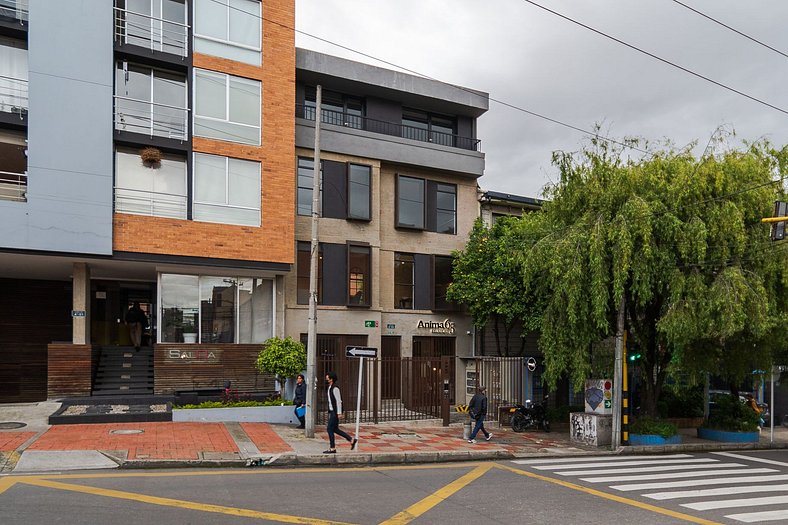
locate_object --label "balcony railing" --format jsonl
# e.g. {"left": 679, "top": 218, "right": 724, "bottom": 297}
{"left": 114, "top": 95, "right": 188, "bottom": 140}
{"left": 0, "top": 0, "right": 28, "bottom": 22}
{"left": 0, "top": 74, "right": 27, "bottom": 115}
{"left": 114, "top": 187, "right": 187, "bottom": 219}
{"left": 297, "top": 104, "right": 481, "bottom": 152}
{"left": 0, "top": 171, "right": 26, "bottom": 202}
{"left": 114, "top": 6, "right": 188, "bottom": 57}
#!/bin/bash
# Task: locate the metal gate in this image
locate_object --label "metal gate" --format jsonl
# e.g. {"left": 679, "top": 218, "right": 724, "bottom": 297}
{"left": 468, "top": 357, "right": 525, "bottom": 423}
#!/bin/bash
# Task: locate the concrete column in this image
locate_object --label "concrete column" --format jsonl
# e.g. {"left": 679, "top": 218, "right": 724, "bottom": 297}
{"left": 72, "top": 262, "right": 90, "bottom": 344}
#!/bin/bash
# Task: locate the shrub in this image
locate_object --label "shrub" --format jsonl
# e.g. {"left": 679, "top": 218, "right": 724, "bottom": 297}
{"left": 657, "top": 383, "right": 704, "bottom": 418}
{"left": 174, "top": 398, "right": 293, "bottom": 410}
{"left": 630, "top": 417, "right": 679, "bottom": 438}
{"left": 255, "top": 336, "right": 307, "bottom": 388}
{"left": 703, "top": 393, "right": 760, "bottom": 432}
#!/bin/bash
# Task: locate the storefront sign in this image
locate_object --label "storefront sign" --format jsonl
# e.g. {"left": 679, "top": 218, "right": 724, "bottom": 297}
{"left": 71, "top": 310, "right": 86, "bottom": 317}
{"left": 417, "top": 318, "right": 456, "bottom": 334}
{"left": 168, "top": 349, "right": 219, "bottom": 363}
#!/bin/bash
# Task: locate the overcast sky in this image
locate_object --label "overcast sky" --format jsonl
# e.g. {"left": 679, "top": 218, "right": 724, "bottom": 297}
{"left": 295, "top": 0, "right": 788, "bottom": 198}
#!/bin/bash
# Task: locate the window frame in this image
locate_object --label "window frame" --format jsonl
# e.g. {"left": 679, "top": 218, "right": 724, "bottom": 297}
{"left": 296, "top": 241, "right": 322, "bottom": 305}
{"left": 193, "top": 0, "right": 262, "bottom": 61}
{"left": 435, "top": 182, "right": 457, "bottom": 235}
{"left": 114, "top": 146, "right": 188, "bottom": 219}
{"left": 192, "top": 152, "right": 261, "bottom": 227}
{"left": 346, "top": 242, "right": 371, "bottom": 307}
{"left": 395, "top": 175, "right": 426, "bottom": 230}
{"left": 432, "top": 254, "right": 457, "bottom": 311}
{"left": 193, "top": 68, "right": 261, "bottom": 146}
{"left": 394, "top": 252, "right": 415, "bottom": 310}
{"left": 346, "top": 163, "right": 372, "bottom": 221}
{"left": 297, "top": 157, "right": 372, "bottom": 222}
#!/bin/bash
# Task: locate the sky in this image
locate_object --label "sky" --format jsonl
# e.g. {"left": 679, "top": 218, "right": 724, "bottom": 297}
{"left": 294, "top": 0, "right": 788, "bottom": 199}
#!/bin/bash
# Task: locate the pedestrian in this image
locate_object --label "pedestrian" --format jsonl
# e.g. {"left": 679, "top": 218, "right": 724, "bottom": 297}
{"left": 125, "top": 301, "right": 147, "bottom": 351}
{"left": 293, "top": 373, "right": 306, "bottom": 429}
{"left": 745, "top": 393, "right": 765, "bottom": 430}
{"left": 467, "top": 385, "right": 492, "bottom": 443}
{"left": 323, "top": 371, "right": 357, "bottom": 453}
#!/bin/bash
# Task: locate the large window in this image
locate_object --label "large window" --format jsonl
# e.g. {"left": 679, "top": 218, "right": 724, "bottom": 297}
{"left": 194, "top": 0, "right": 261, "bottom": 65}
{"left": 297, "top": 242, "right": 371, "bottom": 306}
{"left": 194, "top": 69, "right": 261, "bottom": 145}
{"left": 118, "top": 0, "right": 188, "bottom": 57}
{"left": 396, "top": 175, "right": 456, "bottom": 234}
{"left": 395, "top": 253, "right": 456, "bottom": 310}
{"left": 0, "top": 36, "right": 27, "bottom": 114}
{"left": 160, "top": 273, "right": 273, "bottom": 343}
{"left": 115, "top": 147, "right": 187, "bottom": 218}
{"left": 304, "top": 87, "right": 364, "bottom": 129}
{"left": 402, "top": 108, "right": 456, "bottom": 147}
{"left": 433, "top": 255, "right": 455, "bottom": 311}
{"left": 193, "top": 152, "right": 261, "bottom": 227}
{"left": 297, "top": 157, "right": 371, "bottom": 221}
{"left": 394, "top": 253, "right": 414, "bottom": 310}
{"left": 0, "top": 129, "right": 26, "bottom": 202}
{"left": 114, "top": 61, "right": 187, "bottom": 139}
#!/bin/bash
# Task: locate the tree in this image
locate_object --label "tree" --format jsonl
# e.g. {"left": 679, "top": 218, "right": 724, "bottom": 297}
{"left": 521, "top": 135, "right": 788, "bottom": 416}
{"left": 256, "top": 336, "right": 307, "bottom": 397}
{"left": 448, "top": 216, "right": 545, "bottom": 356}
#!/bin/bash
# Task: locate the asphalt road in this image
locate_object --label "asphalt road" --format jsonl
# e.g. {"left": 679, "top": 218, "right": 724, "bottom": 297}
{"left": 2, "top": 451, "right": 788, "bottom": 524}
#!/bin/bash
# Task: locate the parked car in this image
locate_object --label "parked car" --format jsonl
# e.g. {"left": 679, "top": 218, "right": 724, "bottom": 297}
{"left": 708, "top": 390, "right": 770, "bottom": 426}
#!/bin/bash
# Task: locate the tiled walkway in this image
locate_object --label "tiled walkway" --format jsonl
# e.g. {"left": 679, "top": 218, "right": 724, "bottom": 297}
{"left": 0, "top": 432, "right": 35, "bottom": 452}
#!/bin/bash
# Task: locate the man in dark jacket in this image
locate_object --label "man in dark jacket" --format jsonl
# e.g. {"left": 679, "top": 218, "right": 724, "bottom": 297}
{"left": 124, "top": 302, "right": 147, "bottom": 351}
{"left": 293, "top": 373, "right": 306, "bottom": 429}
{"left": 467, "top": 385, "right": 492, "bottom": 443}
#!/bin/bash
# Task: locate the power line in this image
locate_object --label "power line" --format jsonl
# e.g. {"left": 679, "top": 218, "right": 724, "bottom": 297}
{"left": 519, "top": 0, "right": 788, "bottom": 116}
{"left": 670, "top": 0, "right": 788, "bottom": 60}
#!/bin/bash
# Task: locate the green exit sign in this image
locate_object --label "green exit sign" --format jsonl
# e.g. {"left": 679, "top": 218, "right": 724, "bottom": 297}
{"left": 364, "top": 320, "right": 378, "bottom": 328}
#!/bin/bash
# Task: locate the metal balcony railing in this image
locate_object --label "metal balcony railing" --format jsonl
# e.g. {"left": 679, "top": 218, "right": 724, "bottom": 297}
{"left": 0, "top": 171, "right": 26, "bottom": 202}
{"left": 0, "top": 74, "right": 27, "bottom": 114}
{"left": 114, "top": 95, "right": 189, "bottom": 140}
{"left": 0, "top": 0, "right": 28, "bottom": 21}
{"left": 114, "top": 6, "right": 188, "bottom": 57}
{"left": 114, "top": 186, "right": 187, "bottom": 219}
{"left": 296, "top": 104, "right": 481, "bottom": 152}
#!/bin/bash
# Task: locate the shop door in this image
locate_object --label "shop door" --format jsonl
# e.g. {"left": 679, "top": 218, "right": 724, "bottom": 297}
{"left": 412, "top": 336, "right": 456, "bottom": 404}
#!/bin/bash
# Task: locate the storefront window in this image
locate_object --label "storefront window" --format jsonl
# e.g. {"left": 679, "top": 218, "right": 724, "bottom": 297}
{"left": 161, "top": 274, "right": 199, "bottom": 342}
{"left": 200, "top": 276, "right": 236, "bottom": 343}
{"left": 238, "top": 278, "right": 273, "bottom": 342}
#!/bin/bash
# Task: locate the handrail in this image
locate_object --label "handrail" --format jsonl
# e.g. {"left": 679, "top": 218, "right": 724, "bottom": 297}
{"left": 114, "top": 186, "right": 187, "bottom": 219}
{"left": 296, "top": 104, "right": 481, "bottom": 152}
{"left": 114, "top": 95, "right": 189, "bottom": 140}
{"left": 114, "top": 95, "right": 189, "bottom": 113}
{"left": 113, "top": 6, "right": 189, "bottom": 57}
{"left": 114, "top": 6, "right": 188, "bottom": 29}
{"left": 0, "top": 170, "right": 27, "bottom": 202}
{"left": 0, "top": 75, "right": 27, "bottom": 112}
{"left": 0, "top": 0, "right": 28, "bottom": 22}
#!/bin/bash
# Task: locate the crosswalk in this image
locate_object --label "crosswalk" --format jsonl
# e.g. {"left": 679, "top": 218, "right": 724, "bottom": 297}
{"left": 512, "top": 452, "right": 788, "bottom": 523}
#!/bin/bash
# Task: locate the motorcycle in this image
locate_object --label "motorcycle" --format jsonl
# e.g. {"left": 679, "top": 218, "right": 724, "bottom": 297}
{"left": 510, "top": 395, "right": 550, "bottom": 433}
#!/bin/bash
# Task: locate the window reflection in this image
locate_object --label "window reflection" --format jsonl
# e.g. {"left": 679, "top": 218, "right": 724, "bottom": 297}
{"left": 161, "top": 274, "right": 199, "bottom": 342}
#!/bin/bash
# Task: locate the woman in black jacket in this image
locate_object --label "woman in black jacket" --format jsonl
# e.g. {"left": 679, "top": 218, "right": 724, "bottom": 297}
{"left": 293, "top": 374, "right": 306, "bottom": 429}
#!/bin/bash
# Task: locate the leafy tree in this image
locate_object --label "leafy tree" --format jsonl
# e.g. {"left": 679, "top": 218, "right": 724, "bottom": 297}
{"left": 256, "top": 336, "right": 307, "bottom": 397}
{"left": 522, "top": 136, "right": 787, "bottom": 416}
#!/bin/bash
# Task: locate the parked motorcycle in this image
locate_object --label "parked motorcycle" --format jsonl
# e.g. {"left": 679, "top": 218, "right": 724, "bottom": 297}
{"left": 510, "top": 395, "right": 550, "bottom": 433}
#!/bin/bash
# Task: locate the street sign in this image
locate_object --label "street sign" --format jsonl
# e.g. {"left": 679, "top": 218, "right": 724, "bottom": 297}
{"left": 345, "top": 346, "right": 378, "bottom": 358}
{"left": 364, "top": 320, "right": 378, "bottom": 328}
{"left": 525, "top": 357, "right": 537, "bottom": 372}
{"left": 71, "top": 310, "right": 86, "bottom": 317}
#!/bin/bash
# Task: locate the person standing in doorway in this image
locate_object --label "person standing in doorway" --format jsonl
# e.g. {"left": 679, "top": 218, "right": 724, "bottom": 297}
{"left": 125, "top": 302, "right": 147, "bottom": 352}
{"left": 468, "top": 385, "right": 492, "bottom": 443}
{"left": 324, "top": 371, "right": 357, "bottom": 453}
{"left": 293, "top": 373, "right": 306, "bottom": 429}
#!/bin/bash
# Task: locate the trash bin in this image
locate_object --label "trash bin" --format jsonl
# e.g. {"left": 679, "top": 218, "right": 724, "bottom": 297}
{"left": 463, "top": 420, "right": 471, "bottom": 440}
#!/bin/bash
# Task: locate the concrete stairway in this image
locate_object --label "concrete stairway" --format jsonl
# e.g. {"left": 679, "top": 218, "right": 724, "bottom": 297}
{"left": 92, "top": 346, "right": 154, "bottom": 396}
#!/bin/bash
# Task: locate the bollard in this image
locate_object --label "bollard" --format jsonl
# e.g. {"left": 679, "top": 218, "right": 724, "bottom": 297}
{"left": 463, "top": 420, "right": 471, "bottom": 440}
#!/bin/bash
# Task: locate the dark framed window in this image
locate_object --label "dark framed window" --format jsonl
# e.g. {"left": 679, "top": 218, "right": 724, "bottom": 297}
{"left": 396, "top": 175, "right": 456, "bottom": 234}
{"left": 433, "top": 255, "right": 455, "bottom": 310}
{"left": 297, "top": 241, "right": 322, "bottom": 305}
{"left": 297, "top": 157, "right": 372, "bottom": 221}
{"left": 394, "top": 253, "right": 414, "bottom": 309}
{"left": 396, "top": 252, "right": 455, "bottom": 311}
{"left": 305, "top": 86, "right": 364, "bottom": 129}
{"left": 402, "top": 108, "right": 456, "bottom": 147}
{"left": 348, "top": 244, "right": 371, "bottom": 306}
{"left": 348, "top": 164, "right": 371, "bottom": 220}
{"left": 297, "top": 157, "right": 321, "bottom": 216}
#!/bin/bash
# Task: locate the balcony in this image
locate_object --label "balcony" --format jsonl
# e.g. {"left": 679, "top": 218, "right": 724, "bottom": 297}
{"left": 114, "top": 6, "right": 188, "bottom": 57}
{"left": 0, "top": 170, "right": 26, "bottom": 202}
{"left": 114, "top": 96, "right": 188, "bottom": 140}
{"left": 0, "top": 74, "right": 26, "bottom": 115}
{"left": 114, "top": 187, "right": 187, "bottom": 219}
{"left": 0, "top": 0, "right": 28, "bottom": 22}
{"left": 297, "top": 104, "right": 481, "bottom": 152}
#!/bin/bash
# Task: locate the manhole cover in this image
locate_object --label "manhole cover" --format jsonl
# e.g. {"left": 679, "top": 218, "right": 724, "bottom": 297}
{"left": 109, "top": 429, "right": 144, "bottom": 435}
{"left": 0, "top": 422, "right": 26, "bottom": 429}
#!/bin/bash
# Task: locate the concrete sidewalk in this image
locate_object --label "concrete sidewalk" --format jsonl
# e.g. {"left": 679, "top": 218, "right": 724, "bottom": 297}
{"left": 2, "top": 401, "right": 788, "bottom": 474}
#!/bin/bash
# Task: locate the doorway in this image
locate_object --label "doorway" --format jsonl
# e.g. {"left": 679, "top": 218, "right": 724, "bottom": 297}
{"left": 91, "top": 281, "right": 155, "bottom": 346}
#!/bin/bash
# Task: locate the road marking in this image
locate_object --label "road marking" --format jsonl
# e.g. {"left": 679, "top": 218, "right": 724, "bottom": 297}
{"left": 725, "top": 509, "right": 788, "bottom": 523}
{"left": 533, "top": 458, "right": 717, "bottom": 470}
{"left": 644, "top": 483, "right": 788, "bottom": 500}
{"left": 556, "top": 463, "right": 744, "bottom": 476}
{"left": 712, "top": 451, "right": 788, "bottom": 468}
{"left": 682, "top": 495, "right": 788, "bottom": 511}
{"left": 0, "top": 477, "right": 17, "bottom": 495}
{"left": 611, "top": 474, "right": 788, "bottom": 492}
{"left": 379, "top": 464, "right": 493, "bottom": 525}
{"left": 19, "top": 477, "right": 358, "bottom": 525}
{"left": 496, "top": 463, "right": 722, "bottom": 525}
{"left": 581, "top": 468, "right": 776, "bottom": 483}
{"left": 512, "top": 454, "right": 693, "bottom": 465}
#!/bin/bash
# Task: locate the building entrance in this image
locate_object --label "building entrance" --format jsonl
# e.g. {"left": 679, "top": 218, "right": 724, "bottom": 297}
{"left": 91, "top": 281, "right": 155, "bottom": 346}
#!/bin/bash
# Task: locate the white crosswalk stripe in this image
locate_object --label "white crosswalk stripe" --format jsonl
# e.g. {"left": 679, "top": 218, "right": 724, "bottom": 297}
{"left": 512, "top": 453, "right": 788, "bottom": 523}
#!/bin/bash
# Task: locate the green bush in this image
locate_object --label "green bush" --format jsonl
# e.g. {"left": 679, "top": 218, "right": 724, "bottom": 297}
{"left": 546, "top": 405, "right": 584, "bottom": 423}
{"left": 630, "top": 417, "right": 679, "bottom": 438}
{"left": 174, "top": 398, "right": 292, "bottom": 410}
{"left": 703, "top": 393, "right": 760, "bottom": 432}
{"left": 256, "top": 336, "right": 306, "bottom": 384}
{"left": 657, "top": 383, "right": 704, "bottom": 418}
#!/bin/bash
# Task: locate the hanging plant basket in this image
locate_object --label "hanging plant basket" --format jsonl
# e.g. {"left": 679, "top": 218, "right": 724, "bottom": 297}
{"left": 140, "top": 147, "right": 162, "bottom": 167}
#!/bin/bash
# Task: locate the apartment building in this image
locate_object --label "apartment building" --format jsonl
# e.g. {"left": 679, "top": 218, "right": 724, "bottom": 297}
{"left": 0, "top": 0, "right": 294, "bottom": 402}
{"left": 287, "top": 49, "right": 488, "bottom": 403}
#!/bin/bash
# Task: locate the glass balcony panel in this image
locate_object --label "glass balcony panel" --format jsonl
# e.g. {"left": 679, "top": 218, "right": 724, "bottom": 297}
{"left": 0, "top": 0, "right": 28, "bottom": 21}
{"left": 115, "top": 1, "right": 188, "bottom": 57}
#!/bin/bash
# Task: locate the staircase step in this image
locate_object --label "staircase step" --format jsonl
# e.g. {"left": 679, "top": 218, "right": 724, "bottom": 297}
{"left": 92, "top": 388, "right": 154, "bottom": 396}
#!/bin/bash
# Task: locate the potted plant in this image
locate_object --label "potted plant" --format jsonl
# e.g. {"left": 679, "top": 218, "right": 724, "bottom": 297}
{"left": 182, "top": 319, "right": 197, "bottom": 344}
{"left": 140, "top": 147, "right": 162, "bottom": 167}
{"left": 629, "top": 417, "right": 681, "bottom": 445}
{"left": 255, "top": 336, "right": 307, "bottom": 399}
{"left": 698, "top": 393, "right": 761, "bottom": 443}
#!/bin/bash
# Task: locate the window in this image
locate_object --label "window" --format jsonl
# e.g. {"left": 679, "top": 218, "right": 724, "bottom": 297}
{"left": 114, "top": 61, "right": 187, "bottom": 139}
{"left": 119, "top": 0, "right": 188, "bottom": 56}
{"left": 160, "top": 273, "right": 273, "bottom": 343}
{"left": 394, "top": 253, "right": 414, "bottom": 310}
{"left": 304, "top": 87, "right": 364, "bottom": 129}
{"left": 0, "top": 129, "right": 26, "bottom": 202}
{"left": 297, "top": 157, "right": 371, "bottom": 221}
{"left": 402, "top": 108, "right": 456, "bottom": 147}
{"left": 0, "top": 0, "right": 28, "bottom": 21}
{"left": 396, "top": 175, "right": 456, "bottom": 234}
{"left": 194, "top": 0, "right": 261, "bottom": 65}
{"left": 194, "top": 69, "right": 261, "bottom": 145}
{"left": 0, "top": 36, "right": 27, "bottom": 113}
{"left": 395, "top": 253, "right": 455, "bottom": 310}
{"left": 115, "top": 147, "right": 187, "bottom": 218}
{"left": 193, "top": 153, "right": 261, "bottom": 227}
{"left": 298, "top": 242, "right": 370, "bottom": 306}
{"left": 433, "top": 255, "right": 455, "bottom": 310}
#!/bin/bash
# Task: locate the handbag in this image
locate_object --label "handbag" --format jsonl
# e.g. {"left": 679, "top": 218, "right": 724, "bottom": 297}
{"left": 295, "top": 406, "right": 306, "bottom": 418}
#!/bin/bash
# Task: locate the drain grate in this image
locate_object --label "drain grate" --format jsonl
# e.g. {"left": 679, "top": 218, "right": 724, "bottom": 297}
{"left": 109, "top": 429, "right": 144, "bottom": 435}
{"left": 0, "top": 422, "right": 26, "bottom": 430}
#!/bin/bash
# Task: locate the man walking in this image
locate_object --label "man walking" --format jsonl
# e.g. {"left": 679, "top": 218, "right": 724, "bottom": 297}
{"left": 125, "top": 302, "right": 147, "bottom": 351}
{"left": 323, "top": 371, "right": 357, "bottom": 453}
{"left": 467, "top": 385, "right": 492, "bottom": 443}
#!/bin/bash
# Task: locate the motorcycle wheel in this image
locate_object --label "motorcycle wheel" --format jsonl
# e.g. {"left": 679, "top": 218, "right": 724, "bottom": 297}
{"left": 511, "top": 413, "right": 527, "bottom": 432}
{"left": 542, "top": 419, "right": 550, "bottom": 433}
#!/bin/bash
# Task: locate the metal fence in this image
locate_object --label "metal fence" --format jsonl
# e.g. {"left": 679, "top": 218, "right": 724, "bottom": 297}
{"left": 467, "top": 357, "right": 525, "bottom": 423}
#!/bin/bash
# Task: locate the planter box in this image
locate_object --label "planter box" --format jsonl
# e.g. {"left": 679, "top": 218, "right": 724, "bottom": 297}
{"left": 697, "top": 427, "right": 760, "bottom": 443}
{"left": 173, "top": 405, "right": 296, "bottom": 424}
{"left": 570, "top": 412, "right": 612, "bottom": 447}
{"left": 629, "top": 433, "right": 682, "bottom": 446}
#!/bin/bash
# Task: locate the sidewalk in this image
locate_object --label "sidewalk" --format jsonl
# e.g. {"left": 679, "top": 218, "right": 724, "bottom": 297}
{"left": 2, "top": 402, "right": 788, "bottom": 474}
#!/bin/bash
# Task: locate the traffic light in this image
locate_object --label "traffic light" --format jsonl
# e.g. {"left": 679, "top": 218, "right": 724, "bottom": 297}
{"left": 628, "top": 352, "right": 642, "bottom": 362}
{"left": 770, "top": 201, "right": 787, "bottom": 241}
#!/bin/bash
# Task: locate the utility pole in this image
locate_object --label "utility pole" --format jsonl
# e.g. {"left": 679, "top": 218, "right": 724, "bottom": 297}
{"left": 611, "top": 294, "right": 626, "bottom": 451}
{"left": 305, "top": 85, "right": 322, "bottom": 438}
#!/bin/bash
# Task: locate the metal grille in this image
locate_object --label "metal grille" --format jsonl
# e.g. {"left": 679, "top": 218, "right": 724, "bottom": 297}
{"left": 469, "top": 357, "right": 525, "bottom": 423}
